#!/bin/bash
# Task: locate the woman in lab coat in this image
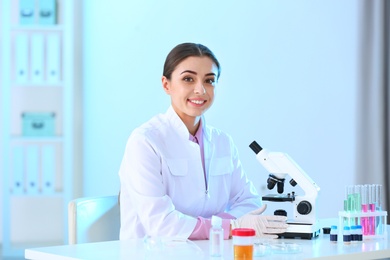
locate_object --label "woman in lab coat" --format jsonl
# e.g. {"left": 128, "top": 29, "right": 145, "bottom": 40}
{"left": 118, "top": 43, "right": 288, "bottom": 240}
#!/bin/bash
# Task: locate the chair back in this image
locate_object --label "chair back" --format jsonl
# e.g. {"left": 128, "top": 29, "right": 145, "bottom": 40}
{"left": 68, "top": 195, "right": 120, "bottom": 244}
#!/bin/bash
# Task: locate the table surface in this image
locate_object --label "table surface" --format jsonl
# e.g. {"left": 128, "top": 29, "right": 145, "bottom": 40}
{"left": 25, "top": 219, "right": 390, "bottom": 260}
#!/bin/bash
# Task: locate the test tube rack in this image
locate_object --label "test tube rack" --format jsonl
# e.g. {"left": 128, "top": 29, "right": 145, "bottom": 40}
{"left": 338, "top": 210, "right": 388, "bottom": 240}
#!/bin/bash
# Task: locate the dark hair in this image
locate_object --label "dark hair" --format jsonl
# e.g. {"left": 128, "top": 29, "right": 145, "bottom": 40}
{"left": 163, "top": 43, "right": 221, "bottom": 80}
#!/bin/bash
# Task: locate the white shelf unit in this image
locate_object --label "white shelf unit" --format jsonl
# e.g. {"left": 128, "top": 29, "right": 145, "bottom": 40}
{"left": 1, "top": 0, "right": 81, "bottom": 257}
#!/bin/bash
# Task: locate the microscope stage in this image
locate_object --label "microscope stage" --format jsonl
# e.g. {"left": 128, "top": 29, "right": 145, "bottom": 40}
{"left": 262, "top": 194, "right": 295, "bottom": 202}
{"left": 278, "top": 221, "right": 321, "bottom": 240}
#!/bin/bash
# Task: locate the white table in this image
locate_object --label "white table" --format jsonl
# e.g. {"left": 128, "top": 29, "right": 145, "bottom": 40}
{"left": 25, "top": 219, "right": 390, "bottom": 260}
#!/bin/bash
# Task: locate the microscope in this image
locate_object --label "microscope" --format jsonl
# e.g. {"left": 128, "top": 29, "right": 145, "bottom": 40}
{"left": 249, "top": 141, "right": 321, "bottom": 239}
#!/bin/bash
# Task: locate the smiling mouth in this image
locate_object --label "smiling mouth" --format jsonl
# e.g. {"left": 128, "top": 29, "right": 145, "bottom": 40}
{"left": 189, "top": 99, "right": 205, "bottom": 105}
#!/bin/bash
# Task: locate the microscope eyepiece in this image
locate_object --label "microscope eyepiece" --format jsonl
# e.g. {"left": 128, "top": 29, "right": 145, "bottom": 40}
{"left": 249, "top": 141, "right": 262, "bottom": 154}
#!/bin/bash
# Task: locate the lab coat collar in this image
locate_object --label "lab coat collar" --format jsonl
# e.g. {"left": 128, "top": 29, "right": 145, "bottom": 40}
{"left": 165, "top": 106, "right": 211, "bottom": 142}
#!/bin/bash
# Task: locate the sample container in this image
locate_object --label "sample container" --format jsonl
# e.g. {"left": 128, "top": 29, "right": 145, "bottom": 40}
{"left": 330, "top": 225, "right": 338, "bottom": 243}
{"left": 232, "top": 228, "right": 255, "bottom": 260}
{"left": 343, "top": 226, "right": 351, "bottom": 244}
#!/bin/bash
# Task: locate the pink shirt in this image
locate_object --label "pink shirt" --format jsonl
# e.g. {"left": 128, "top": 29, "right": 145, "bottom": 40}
{"left": 188, "top": 121, "right": 235, "bottom": 240}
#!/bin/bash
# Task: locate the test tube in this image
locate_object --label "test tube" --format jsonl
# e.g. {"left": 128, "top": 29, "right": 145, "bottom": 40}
{"left": 347, "top": 185, "right": 355, "bottom": 212}
{"left": 344, "top": 185, "right": 353, "bottom": 226}
{"left": 375, "top": 184, "right": 383, "bottom": 235}
{"left": 369, "top": 184, "right": 376, "bottom": 235}
{"left": 343, "top": 199, "right": 349, "bottom": 226}
{"left": 375, "top": 184, "right": 383, "bottom": 211}
{"left": 354, "top": 185, "right": 362, "bottom": 225}
{"left": 361, "top": 185, "right": 369, "bottom": 235}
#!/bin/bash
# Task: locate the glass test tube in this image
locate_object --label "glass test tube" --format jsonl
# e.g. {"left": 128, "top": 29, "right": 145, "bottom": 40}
{"left": 369, "top": 184, "right": 376, "bottom": 235}
{"left": 361, "top": 185, "right": 369, "bottom": 235}
{"left": 354, "top": 185, "right": 362, "bottom": 225}
{"left": 347, "top": 185, "right": 355, "bottom": 212}
{"left": 375, "top": 184, "right": 383, "bottom": 211}
{"left": 375, "top": 184, "right": 383, "bottom": 235}
{"left": 344, "top": 185, "right": 353, "bottom": 226}
{"left": 343, "top": 199, "right": 349, "bottom": 227}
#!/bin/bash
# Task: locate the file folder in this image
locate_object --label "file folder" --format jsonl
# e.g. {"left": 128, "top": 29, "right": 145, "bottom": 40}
{"left": 38, "top": 0, "right": 57, "bottom": 25}
{"left": 11, "top": 146, "right": 25, "bottom": 194}
{"left": 41, "top": 145, "right": 55, "bottom": 193}
{"left": 19, "top": 0, "right": 36, "bottom": 25}
{"left": 26, "top": 145, "right": 39, "bottom": 194}
{"left": 46, "top": 34, "right": 61, "bottom": 83}
{"left": 30, "top": 34, "right": 45, "bottom": 84}
{"left": 15, "top": 34, "right": 29, "bottom": 83}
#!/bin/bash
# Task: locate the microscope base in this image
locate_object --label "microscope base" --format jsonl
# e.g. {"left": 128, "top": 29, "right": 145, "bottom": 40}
{"left": 278, "top": 221, "right": 321, "bottom": 240}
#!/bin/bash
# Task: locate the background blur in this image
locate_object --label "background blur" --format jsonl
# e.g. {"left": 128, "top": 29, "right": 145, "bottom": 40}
{"left": 82, "top": 0, "right": 359, "bottom": 217}
{"left": 2, "top": 0, "right": 389, "bottom": 258}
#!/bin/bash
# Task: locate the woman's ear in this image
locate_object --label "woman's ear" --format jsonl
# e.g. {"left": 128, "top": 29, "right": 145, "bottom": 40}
{"left": 161, "top": 76, "right": 170, "bottom": 94}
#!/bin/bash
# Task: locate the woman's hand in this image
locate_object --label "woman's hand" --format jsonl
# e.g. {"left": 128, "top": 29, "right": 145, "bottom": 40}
{"left": 231, "top": 204, "right": 288, "bottom": 238}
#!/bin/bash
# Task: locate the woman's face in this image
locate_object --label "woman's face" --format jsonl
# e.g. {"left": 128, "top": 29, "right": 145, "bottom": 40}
{"left": 162, "top": 56, "right": 218, "bottom": 123}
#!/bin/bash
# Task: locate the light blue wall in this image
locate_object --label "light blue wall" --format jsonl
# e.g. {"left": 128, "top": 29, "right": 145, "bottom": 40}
{"left": 82, "top": 0, "right": 359, "bottom": 219}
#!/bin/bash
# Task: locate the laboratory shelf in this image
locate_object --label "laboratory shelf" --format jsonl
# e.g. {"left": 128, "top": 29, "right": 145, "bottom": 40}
{"left": 11, "top": 25, "right": 64, "bottom": 31}
{"left": 1, "top": 0, "right": 82, "bottom": 258}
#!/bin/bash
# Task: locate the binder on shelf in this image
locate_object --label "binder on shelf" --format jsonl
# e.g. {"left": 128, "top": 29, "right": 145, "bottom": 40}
{"left": 15, "top": 34, "right": 29, "bottom": 83}
{"left": 26, "top": 145, "right": 39, "bottom": 194}
{"left": 11, "top": 146, "right": 25, "bottom": 194}
{"left": 41, "top": 145, "right": 55, "bottom": 193}
{"left": 19, "top": 0, "right": 36, "bottom": 25}
{"left": 30, "top": 34, "right": 45, "bottom": 84}
{"left": 46, "top": 34, "right": 61, "bottom": 83}
{"left": 38, "top": 0, "right": 58, "bottom": 25}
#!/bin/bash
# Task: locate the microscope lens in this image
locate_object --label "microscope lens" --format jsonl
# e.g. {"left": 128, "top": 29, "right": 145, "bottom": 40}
{"left": 267, "top": 178, "right": 276, "bottom": 190}
{"left": 277, "top": 182, "right": 284, "bottom": 194}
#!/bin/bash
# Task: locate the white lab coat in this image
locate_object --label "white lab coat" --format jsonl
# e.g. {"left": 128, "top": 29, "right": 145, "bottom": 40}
{"left": 119, "top": 106, "right": 262, "bottom": 240}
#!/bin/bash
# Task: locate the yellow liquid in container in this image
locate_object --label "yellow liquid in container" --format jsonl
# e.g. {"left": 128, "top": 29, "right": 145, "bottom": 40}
{"left": 234, "top": 245, "right": 253, "bottom": 259}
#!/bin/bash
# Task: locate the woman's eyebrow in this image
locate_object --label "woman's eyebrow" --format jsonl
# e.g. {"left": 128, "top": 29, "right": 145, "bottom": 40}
{"left": 180, "top": 70, "right": 197, "bottom": 75}
{"left": 180, "top": 70, "right": 216, "bottom": 77}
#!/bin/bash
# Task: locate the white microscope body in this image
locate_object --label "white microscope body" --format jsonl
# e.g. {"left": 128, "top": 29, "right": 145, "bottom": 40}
{"left": 249, "top": 141, "right": 321, "bottom": 239}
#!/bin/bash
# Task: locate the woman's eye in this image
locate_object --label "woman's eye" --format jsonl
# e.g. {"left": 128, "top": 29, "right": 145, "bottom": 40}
{"left": 205, "top": 78, "right": 215, "bottom": 85}
{"left": 183, "top": 77, "right": 194, "bottom": 82}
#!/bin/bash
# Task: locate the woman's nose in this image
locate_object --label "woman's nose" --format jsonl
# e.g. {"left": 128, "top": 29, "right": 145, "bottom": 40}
{"left": 194, "top": 83, "right": 206, "bottom": 94}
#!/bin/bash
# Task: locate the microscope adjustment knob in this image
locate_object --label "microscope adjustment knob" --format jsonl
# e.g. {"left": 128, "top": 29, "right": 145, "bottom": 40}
{"left": 274, "top": 209, "right": 287, "bottom": 217}
{"left": 289, "top": 179, "right": 297, "bottom": 187}
{"left": 297, "top": 200, "right": 312, "bottom": 215}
